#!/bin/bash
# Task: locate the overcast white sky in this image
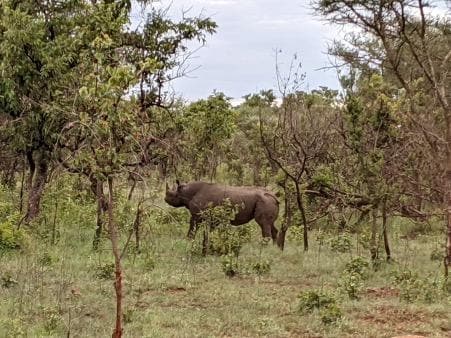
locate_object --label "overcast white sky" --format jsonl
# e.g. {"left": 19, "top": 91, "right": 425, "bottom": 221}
{"left": 133, "top": 0, "right": 342, "bottom": 102}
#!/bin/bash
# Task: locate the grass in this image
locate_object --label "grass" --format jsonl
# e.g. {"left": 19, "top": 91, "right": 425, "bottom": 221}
{"left": 0, "top": 183, "right": 450, "bottom": 337}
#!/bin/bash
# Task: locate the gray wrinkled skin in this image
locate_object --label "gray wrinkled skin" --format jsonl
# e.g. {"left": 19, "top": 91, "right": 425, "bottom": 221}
{"left": 165, "top": 181, "right": 280, "bottom": 246}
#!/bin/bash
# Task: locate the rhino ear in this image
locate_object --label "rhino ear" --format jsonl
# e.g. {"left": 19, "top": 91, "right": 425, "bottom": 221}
{"left": 165, "top": 182, "right": 169, "bottom": 191}
{"left": 176, "top": 179, "right": 180, "bottom": 187}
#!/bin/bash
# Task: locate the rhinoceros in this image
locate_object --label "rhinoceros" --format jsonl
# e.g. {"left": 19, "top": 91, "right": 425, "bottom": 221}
{"left": 165, "top": 181, "right": 280, "bottom": 246}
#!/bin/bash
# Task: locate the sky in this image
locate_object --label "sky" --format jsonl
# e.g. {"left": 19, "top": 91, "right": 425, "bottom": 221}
{"left": 132, "top": 0, "right": 343, "bottom": 103}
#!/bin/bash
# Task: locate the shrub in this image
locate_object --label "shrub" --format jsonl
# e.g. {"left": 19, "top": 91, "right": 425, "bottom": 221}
{"left": 222, "top": 254, "right": 240, "bottom": 277}
{"left": 430, "top": 247, "right": 444, "bottom": 261}
{"left": 39, "top": 251, "right": 55, "bottom": 266}
{"left": 344, "top": 257, "right": 370, "bottom": 279}
{"left": 339, "top": 271, "right": 364, "bottom": 300}
{"left": 298, "top": 290, "right": 343, "bottom": 325}
{"left": 391, "top": 269, "right": 443, "bottom": 303}
{"left": 320, "top": 303, "right": 343, "bottom": 324}
{"left": 42, "top": 307, "right": 62, "bottom": 334}
{"left": 95, "top": 263, "right": 115, "bottom": 280}
{"left": 328, "top": 233, "right": 352, "bottom": 253}
{"left": 208, "top": 223, "right": 251, "bottom": 257}
{"left": 1, "top": 272, "right": 18, "bottom": 288}
{"left": 252, "top": 260, "right": 271, "bottom": 275}
{"left": 339, "top": 257, "right": 370, "bottom": 300}
{"left": 197, "top": 199, "right": 250, "bottom": 257}
{"left": 298, "top": 290, "right": 338, "bottom": 314}
{"left": 143, "top": 255, "right": 156, "bottom": 272}
{"left": 287, "top": 225, "right": 304, "bottom": 244}
{"left": 0, "top": 212, "right": 25, "bottom": 251}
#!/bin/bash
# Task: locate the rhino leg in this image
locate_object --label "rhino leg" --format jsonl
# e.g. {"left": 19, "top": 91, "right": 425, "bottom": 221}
{"left": 271, "top": 224, "right": 278, "bottom": 242}
{"left": 255, "top": 199, "right": 279, "bottom": 244}
{"left": 255, "top": 210, "right": 277, "bottom": 241}
{"left": 188, "top": 216, "right": 199, "bottom": 239}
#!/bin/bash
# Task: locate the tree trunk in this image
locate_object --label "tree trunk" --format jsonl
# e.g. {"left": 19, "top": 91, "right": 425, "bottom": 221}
{"left": 370, "top": 208, "right": 378, "bottom": 261}
{"left": 276, "top": 179, "right": 292, "bottom": 250}
{"left": 413, "top": 170, "right": 423, "bottom": 211}
{"left": 25, "top": 152, "right": 49, "bottom": 222}
{"left": 382, "top": 197, "right": 391, "bottom": 261}
{"left": 19, "top": 160, "right": 26, "bottom": 213}
{"left": 443, "top": 118, "right": 451, "bottom": 277}
{"left": 107, "top": 177, "right": 123, "bottom": 338}
{"left": 294, "top": 182, "right": 308, "bottom": 251}
{"left": 127, "top": 178, "right": 136, "bottom": 201}
{"left": 445, "top": 147, "right": 451, "bottom": 276}
{"left": 134, "top": 206, "right": 141, "bottom": 252}
{"left": 92, "top": 179, "right": 108, "bottom": 250}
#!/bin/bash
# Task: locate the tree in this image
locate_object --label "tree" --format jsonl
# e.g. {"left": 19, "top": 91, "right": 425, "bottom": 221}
{"left": 338, "top": 73, "right": 403, "bottom": 260}
{"left": 0, "top": 1, "right": 216, "bottom": 336}
{"left": 0, "top": 0, "right": 90, "bottom": 222}
{"left": 175, "top": 92, "right": 237, "bottom": 180}
{"left": 235, "top": 90, "right": 277, "bottom": 186}
{"left": 314, "top": 0, "right": 451, "bottom": 271}
{"left": 258, "top": 58, "right": 338, "bottom": 250}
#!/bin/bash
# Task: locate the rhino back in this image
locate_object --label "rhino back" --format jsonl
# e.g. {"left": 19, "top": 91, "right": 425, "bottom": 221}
{"left": 188, "top": 183, "right": 259, "bottom": 218}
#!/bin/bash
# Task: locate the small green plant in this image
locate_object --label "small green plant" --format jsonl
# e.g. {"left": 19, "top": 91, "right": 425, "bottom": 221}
{"left": 344, "top": 257, "right": 370, "bottom": 279}
{"left": 298, "top": 290, "right": 343, "bottom": 325}
{"left": 319, "top": 303, "right": 343, "bottom": 324}
{"left": 298, "top": 290, "right": 337, "bottom": 314}
{"left": 287, "top": 224, "right": 304, "bottom": 243}
{"left": 1, "top": 318, "right": 25, "bottom": 337}
{"left": 1, "top": 272, "right": 18, "bottom": 288}
{"left": 42, "top": 307, "right": 62, "bottom": 334}
{"left": 95, "top": 263, "right": 115, "bottom": 280}
{"left": 315, "top": 229, "right": 326, "bottom": 246}
{"left": 123, "top": 308, "right": 135, "bottom": 324}
{"left": 39, "top": 251, "right": 54, "bottom": 266}
{"left": 209, "top": 223, "right": 250, "bottom": 257}
{"left": 0, "top": 212, "right": 25, "bottom": 251}
{"left": 328, "top": 233, "right": 352, "bottom": 253}
{"left": 197, "top": 199, "right": 250, "bottom": 257}
{"left": 143, "top": 255, "right": 156, "bottom": 272}
{"left": 339, "top": 271, "right": 364, "bottom": 300}
{"left": 430, "top": 247, "right": 444, "bottom": 261}
{"left": 339, "top": 257, "right": 370, "bottom": 299}
{"left": 222, "top": 254, "right": 240, "bottom": 277}
{"left": 252, "top": 260, "right": 271, "bottom": 275}
{"left": 391, "top": 269, "right": 443, "bottom": 303}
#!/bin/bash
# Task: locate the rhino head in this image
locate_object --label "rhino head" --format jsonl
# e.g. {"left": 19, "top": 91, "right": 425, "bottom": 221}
{"left": 164, "top": 180, "right": 185, "bottom": 207}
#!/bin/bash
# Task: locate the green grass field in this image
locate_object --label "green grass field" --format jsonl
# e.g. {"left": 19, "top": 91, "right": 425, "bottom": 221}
{"left": 0, "top": 183, "right": 450, "bottom": 338}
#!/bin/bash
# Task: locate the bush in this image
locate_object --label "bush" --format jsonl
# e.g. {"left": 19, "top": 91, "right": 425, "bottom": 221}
{"left": 344, "top": 257, "right": 370, "bottom": 279}
{"left": 391, "top": 269, "right": 444, "bottom": 303}
{"left": 252, "top": 260, "right": 271, "bottom": 276}
{"left": 1, "top": 272, "right": 18, "bottom": 288}
{"left": 430, "top": 247, "right": 444, "bottom": 261}
{"left": 328, "top": 233, "right": 352, "bottom": 253}
{"left": 298, "top": 290, "right": 338, "bottom": 314}
{"left": 222, "top": 254, "right": 240, "bottom": 277}
{"left": 298, "top": 289, "right": 343, "bottom": 325}
{"left": 197, "top": 199, "right": 250, "bottom": 257}
{"left": 0, "top": 212, "right": 25, "bottom": 251}
{"left": 319, "top": 303, "right": 343, "bottom": 324}
{"left": 339, "top": 257, "right": 370, "bottom": 300}
{"left": 339, "top": 271, "right": 364, "bottom": 300}
{"left": 208, "top": 223, "right": 251, "bottom": 257}
{"left": 94, "top": 263, "right": 115, "bottom": 280}
{"left": 287, "top": 225, "right": 304, "bottom": 244}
